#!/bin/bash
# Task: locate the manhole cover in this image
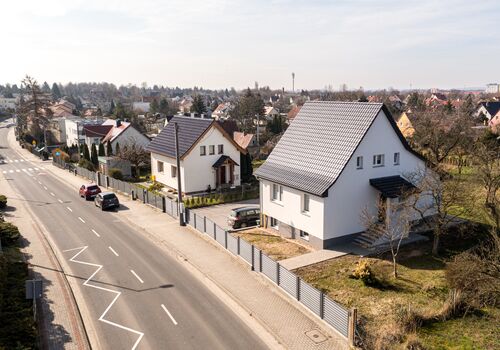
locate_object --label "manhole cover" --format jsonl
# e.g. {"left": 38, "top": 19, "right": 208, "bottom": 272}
{"left": 305, "top": 329, "right": 328, "bottom": 344}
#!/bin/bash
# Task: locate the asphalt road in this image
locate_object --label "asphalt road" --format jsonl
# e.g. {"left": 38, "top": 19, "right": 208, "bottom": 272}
{"left": 0, "top": 120, "right": 268, "bottom": 350}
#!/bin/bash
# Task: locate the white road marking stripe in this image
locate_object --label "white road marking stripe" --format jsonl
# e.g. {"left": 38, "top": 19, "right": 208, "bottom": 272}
{"left": 16, "top": 169, "right": 20, "bottom": 172}
{"left": 2, "top": 171, "right": 6, "bottom": 174}
{"left": 43, "top": 186, "right": 48, "bottom": 190}
{"left": 50, "top": 192, "right": 55, "bottom": 196}
{"left": 22, "top": 169, "right": 27, "bottom": 172}
{"left": 108, "top": 246, "right": 119, "bottom": 256}
{"left": 67, "top": 207, "right": 73, "bottom": 212}
{"left": 34, "top": 167, "right": 39, "bottom": 170}
{"left": 78, "top": 217, "right": 85, "bottom": 223}
{"left": 38, "top": 181, "right": 42, "bottom": 184}
{"left": 58, "top": 199, "right": 63, "bottom": 203}
{"left": 14, "top": 160, "right": 18, "bottom": 162}
{"left": 130, "top": 270, "right": 144, "bottom": 284}
{"left": 28, "top": 168, "right": 33, "bottom": 171}
{"left": 63, "top": 246, "right": 144, "bottom": 349}
{"left": 91, "top": 229, "right": 100, "bottom": 237}
{"left": 9, "top": 170, "right": 13, "bottom": 173}
{"left": 20, "top": 159, "right": 24, "bottom": 162}
{"left": 161, "top": 304, "right": 178, "bottom": 325}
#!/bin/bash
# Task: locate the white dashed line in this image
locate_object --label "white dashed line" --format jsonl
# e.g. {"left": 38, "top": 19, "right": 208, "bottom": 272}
{"left": 43, "top": 186, "right": 48, "bottom": 190}
{"left": 67, "top": 207, "right": 73, "bottom": 212}
{"left": 130, "top": 270, "right": 144, "bottom": 284}
{"left": 15, "top": 169, "right": 20, "bottom": 172}
{"left": 50, "top": 192, "right": 55, "bottom": 196}
{"left": 91, "top": 229, "right": 101, "bottom": 237}
{"left": 58, "top": 199, "right": 63, "bottom": 203}
{"left": 38, "top": 181, "right": 42, "bottom": 184}
{"left": 161, "top": 304, "right": 178, "bottom": 325}
{"left": 28, "top": 168, "right": 33, "bottom": 171}
{"left": 14, "top": 160, "right": 18, "bottom": 163}
{"left": 2, "top": 171, "right": 6, "bottom": 174}
{"left": 9, "top": 170, "right": 13, "bottom": 173}
{"left": 34, "top": 167, "right": 39, "bottom": 171}
{"left": 108, "top": 246, "right": 119, "bottom": 257}
{"left": 78, "top": 217, "right": 85, "bottom": 223}
{"left": 20, "top": 159, "right": 24, "bottom": 162}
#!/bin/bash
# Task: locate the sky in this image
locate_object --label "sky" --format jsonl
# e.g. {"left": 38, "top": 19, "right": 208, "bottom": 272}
{"left": 1, "top": 0, "right": 499, "bottom": 91}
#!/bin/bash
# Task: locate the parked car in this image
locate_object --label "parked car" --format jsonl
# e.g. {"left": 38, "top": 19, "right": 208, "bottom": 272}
{"left": 228, "top": 207, "right": 260, "bottom": 229}
{"left": 79, "top": 184, "right": 101, "bottom": 200}
{"left": 94, "top": 192, "right": 120, "bottom": 211}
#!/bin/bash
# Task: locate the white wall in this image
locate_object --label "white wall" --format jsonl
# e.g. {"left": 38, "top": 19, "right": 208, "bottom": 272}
{"left": 260, "top": 179, "right": 325, "bottom": 241}
{"left": 111, "top": 126, "right": 150, "bottom": 152}
{"left": 323, "top": 111, "right": 429, "bottom": 240}
{"left": 65, "top": 119, "right": 84, "bottom": 147}
{"left": 151, "top": 153, "right": 182, "bottom": 191}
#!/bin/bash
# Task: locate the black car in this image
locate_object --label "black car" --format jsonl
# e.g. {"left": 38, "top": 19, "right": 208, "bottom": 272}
{"left": 94, "top": 192, "right": 120, "bottom": 210}
{"left": 227, "top": 207, "right": 260, "bottom": 229}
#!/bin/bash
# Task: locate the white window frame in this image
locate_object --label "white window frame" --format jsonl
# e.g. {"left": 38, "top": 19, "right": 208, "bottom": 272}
{"left": 171, "top": 165, "right": 177, "bottom": 178}
{"left": 393, "top": 152, "right": 400, "bottom": 165}
{"left": 271, "top": 183, "right": 283, "bottom": 202}
{"left": 372, "top": 154, "right": 385, "bottom": 167}
{"left": 299, "top": 230, "right": 310, "bottom": 241}
{"left": 356, "top": 156, "right": 363, "bottom": 169}
{"left": 200, "top": 145, "right": 206, "bottom": 156}
{"left": 157, "top": 160, "right": 164, "bottom": 173}
{"left": 302, "top": 193, "right": 310, "bottom": 213}
{"left": 209, "top": 145, "right": 215, "bottom": 155}
{"left": 218, "top": 144, "right": 224, "bottom": 154}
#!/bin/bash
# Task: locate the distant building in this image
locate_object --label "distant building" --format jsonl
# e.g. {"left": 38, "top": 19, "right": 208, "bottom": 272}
{"left": 65, "top": 117, "right": 104, "bottom": 147}
{"left": 101, "top": 119, "right": 150, "bottom": 153}
{"left": 474, "top": 101, "right": 500, "bottom": 122}
{"left": 485, "top": 83, "right": 500, "bottom": 94}
{"left": 132, "top": 102, "right": 150, "bottom": 113}
{"left": 395, "top": 112, "right": 415, "bottom": 138}
{"left": 0, "top": 96, "right": 18, "bottom": 111}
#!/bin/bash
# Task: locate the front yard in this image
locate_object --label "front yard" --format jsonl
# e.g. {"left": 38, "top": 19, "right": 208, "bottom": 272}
{"left": 232, "top": 228, "right": 312, "bottom": 261}
{"left": 294, "top": 227, "right": 499, "bottom": 349}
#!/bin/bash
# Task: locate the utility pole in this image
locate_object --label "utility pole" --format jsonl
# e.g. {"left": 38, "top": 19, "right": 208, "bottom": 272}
{"left": 256, "top": 114, "right": 260, "bottom": 146}
{"left": 174, "top": 122, "right": 185, "bottom": 226}
{"left": 292, "top": 72, "right": 295, "bottom": 93}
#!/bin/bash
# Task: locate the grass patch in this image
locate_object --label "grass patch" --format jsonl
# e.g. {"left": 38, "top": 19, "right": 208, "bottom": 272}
{"left": 233, "top": 228, "right": 311, "bottom": 260}
{"left": 252, "top": 159, "right": 265, "bottom": 169}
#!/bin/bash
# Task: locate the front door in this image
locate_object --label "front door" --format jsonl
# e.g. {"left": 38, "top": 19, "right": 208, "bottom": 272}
{"left": 220, "top": 165, "right": 226, "bottom": 184}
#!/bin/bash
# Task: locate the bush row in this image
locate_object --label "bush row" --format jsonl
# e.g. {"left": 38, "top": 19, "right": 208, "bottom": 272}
{"left": 184, "top": 190, "right": 259, "bottom": 209}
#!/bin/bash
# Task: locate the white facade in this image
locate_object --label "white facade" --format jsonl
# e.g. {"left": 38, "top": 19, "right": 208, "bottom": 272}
{"left": 485, "top": 83, "right": 499, "bottom": 94}
{"left": 64, "top": 118, "right": 104, "bottom": 147}
{"left": 109, "top": 124, "right": 150, "bottom": 152}
{"left": 132, "top": 102, "right": 150, "bottom": 113}
{"left": 151, "top": 126, "right": 242, "bottom": 193}
{"left": 0, "top": 97, "right": 17, "bottom": 110}
{"left": 260, "top": 111, "right": 432, "bottom": 248}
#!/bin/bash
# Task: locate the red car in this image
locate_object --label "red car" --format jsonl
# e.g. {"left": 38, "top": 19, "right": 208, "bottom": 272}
{"left": 79, "top": 184, "right": 101, "bottom": 200}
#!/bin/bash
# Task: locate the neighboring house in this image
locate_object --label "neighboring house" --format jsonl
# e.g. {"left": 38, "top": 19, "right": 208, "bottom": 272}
{"left": 264, "top": 106, "right": 280, "bottom": 121}
{"left": 287, "top": 105, "right": 302, "bottom": 124}
{"left": 98, "top": 156, "right": 132, "bottom": 177}
{"left": 255, "top": 101, "right": 434, "bottom": 249}
{"left": 485, "top": 83, "right": 500, "bottom": 94}
{"left": 474, "top": 101, "right": 500, "bottom": 122}
{"left": 146, "top": 115, "right": 247, "bottom": 194}
{"left": 179, "top": 98, "right": 193, "bottom": 114}
{"left": 0, "top": 96, "right": 17, "bottom": 111}
{"left": 489, "top": 110, "right": 500, "bottom": 133}
{"left": 395, "top": 112, "right": 415, "bottom": 138}
{"left": 233, "top": 131, "right": 257, "bottom": 150}
{"left": 47, "top": 117, "right": 68, "bottom": 144}
{"left": 65, "top": 117, "right": 103, "bottom": 147}
{"left": 50, "top": 100, "right": 76, "bottom": 117}
{"left": 101, "top": 119, "right": 150, "bottom": 153}
{"left": 132, "top": 102, "right": 150, "bottom": 113}
{"left": 82, "top": 125, "right": 113, "bottom": 146}
{"left": 212, "top": 102, "right": 233, "bottom": 120}
{"left": 388, "top": 95, "right": 404, "bottom": 111}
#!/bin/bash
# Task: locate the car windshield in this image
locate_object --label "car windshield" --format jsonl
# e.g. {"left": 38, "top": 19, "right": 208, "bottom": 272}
{"left": 88, "top": 186, "right": 99, "bottom": 191}
{"left": 103, "top": 194, "right": 117, "bottom": 200}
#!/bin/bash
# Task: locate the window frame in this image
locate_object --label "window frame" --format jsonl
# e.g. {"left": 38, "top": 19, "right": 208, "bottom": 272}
{"left": 393, "top": 152, "right": 400, "bottom": 165}
{"left": 299, "top": 230, "right": 310, "bottom": 241}
{"left": 171, "top": 165, "right": 177, "bottom": 178}
{"left": 218, "top": 144, "right": 224, "bottom": 154}
{"left": 271, "top": 183, "right": 283, "bottom": 202}
{"left": 372, "top": 154, "right": 385, "bottom": 167}
{"left": 302, "top": 193, "right": 310, "bottom": 213}
{"left": 356, "top": 156, "right": 363, "bottom": 169}
{"left": 157, "top": 160, "right": 164, "bottom": 173}
{"left": 200, "top": 145, "right": 206, "bottom": 156}
{"left": 209, "top": 145, "right": 215, "bottom": 155}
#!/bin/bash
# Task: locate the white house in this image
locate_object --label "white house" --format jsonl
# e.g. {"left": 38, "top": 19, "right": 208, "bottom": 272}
{"left": 0, "top": 96, "right": 17, "bottom": 111}
{"left": 146, "top": 115, "right": 246, "bottom": 194}
{"left": 255, "top": 101, "right": 434, "bottom": 249}
{"left": 101, "top": 119, "right": 150, "bottom": 153}
{"left": 474, "top": 101, "right": 500, "bottom": 122}
{"left": 65, "top": 117, "right": 103, "bottom": 147}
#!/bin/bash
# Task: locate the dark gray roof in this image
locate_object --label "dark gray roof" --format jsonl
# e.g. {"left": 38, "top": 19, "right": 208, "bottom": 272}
{"left": 255, "top": 101, "right": 418, "bottom": 197}
{"left": 369, "top": 176, "right": 415, "bottom": 198}
{"left": 479, "top": 101, "right": 500, "bottom": 116}
{"left": 212, "top": 155, "right": 239, "bottom": 168}
{"left": 146, "top": 116, "right": 213, "bottom": 158}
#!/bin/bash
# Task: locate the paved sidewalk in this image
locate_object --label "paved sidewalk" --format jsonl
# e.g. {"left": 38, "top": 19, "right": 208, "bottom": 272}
{"left": 0, "top": 161, "right": 89, "bottom": 349}
{"left": 280, "top": 249, "right": 349, "bottom": 270}
{"left": 11, "top": 140, "right": 349, "bottom": 348}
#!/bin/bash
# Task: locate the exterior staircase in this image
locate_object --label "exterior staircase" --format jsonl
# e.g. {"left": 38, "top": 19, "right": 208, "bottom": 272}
{"left": 353, "top": 231, "right": 383, "bottom": 248}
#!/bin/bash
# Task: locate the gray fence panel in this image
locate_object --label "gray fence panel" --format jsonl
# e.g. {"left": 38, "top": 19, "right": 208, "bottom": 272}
{"left": 137, "top": 189, "right": 144, "bottom": 202}
{"left": 205, "top": 218, "right": 215, "bottom": 238}
{"left": 323, "top": 296, "right": 350, "bottom": 337}
{"left": 279, "top": 266, "right": 298, "bottom": 299}
{"left": 99, "top": 173, "right": 105, "bottom": 186}
{"left": 173, "top": 201, "right": 178, "bottom": 217}
{"left": 195, "top": 214, "right": 204, "bottom": 232}
{"left": 165, "top": 198, "right": 173, "bottom": 216}
{"left": 239, "top": 239, "right": 252, "bottom": 265}
{"left": 156, "top": 195, "right": 164, "bottom": 210}
{"left": 261, "top": 253, "right": 278, "bottom": 283}
{"left": 227, "top": 234, "right": 238, "bottom": 256}
{"left": 253, "top": 247, "right": 261, "bottom": 271}
{"left": 299, "top": 280, "right": 322, "bottom": 317}
{"left": 215, "top": 225, "right": 226, "bottom": 247}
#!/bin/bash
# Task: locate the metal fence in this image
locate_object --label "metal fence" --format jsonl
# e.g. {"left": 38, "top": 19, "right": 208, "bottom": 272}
{"left": 52, "top": 157, "right": 354, "bottom": 341}
{"left": 186, "top": 211, "right": 353, "bottom": 339}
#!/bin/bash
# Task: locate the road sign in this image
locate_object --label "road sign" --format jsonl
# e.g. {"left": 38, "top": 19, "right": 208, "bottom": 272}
{"left": 25, "top": 279, "right": 43, "bottom": 299}
{"left": 32, "top": 140, "right": 36, "bottom": 145}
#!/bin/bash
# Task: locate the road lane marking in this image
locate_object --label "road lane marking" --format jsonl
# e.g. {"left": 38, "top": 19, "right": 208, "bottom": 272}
{"left": 28, "top": 168, "right": 33, "bottom": 171}
{"left": 16, "top": 169, "right": 20, "bottom": 172}
{"left": 34, "top": 167, "right": 39, "bottom": 170}
{"left": 63, "top": 246, "right": 144, "bottom": 349}
{"left": 14, "top": 160, "right": 18, "bottom": 162}
{"left": 38, "top": 181, "right": 42, "bottom": 184}
{"left": 50, "top": 192, "right": 55, "bottom": 196}
{"left": 78, "top": 217, "right": 85, "bottom": 223}
{"left": 161, "top": 304, "right": 178, "bottom": 325}
{"left": 91, "top": 229, "right": 101, "bottom": 237}
{"left": 20, "top": 159, "right": 24, "bottom": 162}
{"left": 58, "top": 199, "right": 63, "bottom": 203}
{"left": 43, "top": 186, "right": 48, "bottom": 190}
{"left": 67, "top": 207, "right": 73, "bottom": 212}
{"left": 108, "top": 246, "right": 119, "bottom": 256}
{"left": 130, "top": 270, "right": 144, "bottom": 284}
{"left": 9, "top": 170, "right": 13, "bottom": 173}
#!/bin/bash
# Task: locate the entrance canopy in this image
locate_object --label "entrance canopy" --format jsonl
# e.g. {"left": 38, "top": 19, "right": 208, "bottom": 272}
{"left": 212, "top": 155, "right": 239, "bottom": 168}
{"left": 369, "top": 175, "right": 415, "bottom": 198}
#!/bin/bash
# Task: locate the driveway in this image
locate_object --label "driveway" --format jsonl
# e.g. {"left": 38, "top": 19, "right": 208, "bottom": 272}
{"left": 192, "top": 198, "right": 259, "bottom": 230}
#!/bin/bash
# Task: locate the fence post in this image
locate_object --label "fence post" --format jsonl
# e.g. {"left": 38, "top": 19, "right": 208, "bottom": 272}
{"left": 96, "top": 172, "right": 101, "bottom": 186}
{"left": 276, "top": 262, "right": 280, "bottom": 285}
{"left": 251, "top": 245, "right": 255, "bottom": 271}
{"left": 224, "top": 230, "right": 227, "bottom": 248}
{"left": 213, "top": 223, "right": 216, "bottom": 238}
{"left": 296, "top": 276, "right": 301, "bottom": 301}
{"left": 348, "top": 308, "right": 357, "bottom": 347}
{"left": 194, "top": 213, "right": 197, "bottom": 229}
{"left": 259, "top": 249, "right": 262, "bottom": 272}
{"left": 203, "top": 216, "right": 207, "bottom": 233}
{"left": 105, "top": 176, "right": 110, "bottom": 187}
{"left": 320, "top": 291, "right": 324, "bottom": 319}
{"left": 237, "top": 236, "right": 240, "bottom": 255}
{"left": 162, "top": 196, "right": 166, "bottom": 213}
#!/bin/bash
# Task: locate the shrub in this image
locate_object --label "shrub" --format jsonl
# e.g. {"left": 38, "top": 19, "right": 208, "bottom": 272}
{"left": 70, "top": 153, "right": 80, "bottom": 163}
{"left": 148, "top": 181, "right": 164, "bottom": 192}
{"left": 393, "top": 304, "right": 424, "bottom": 333}
{"left": 108, "top": 168, "right": 123, "bottom": 180}
{"left": 351, "top": 259, "right": 376, "bottom": 286}
{"left": 0, "top": 222, "right": 20, "bottom": 245}
{"left": 78, "top": 158, "right": 95, "bottom": 171}
{"left": 0, "top": 195, "right": 7, "bottom": 209}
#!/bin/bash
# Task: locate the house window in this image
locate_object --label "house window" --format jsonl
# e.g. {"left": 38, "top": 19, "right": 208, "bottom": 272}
{"left": 171, "top": 165, "right": 177, "bottom": 178}
{"left": 200, "top": 146, "right": 206, "bottom": 156}
{"left": 302, "top": 194, "right": 310, "bottom": 213}
{"left": 356, "top": 156, "right": 363, "bottom": 169}
{"left": 299, "top": 230, "right": 310, "bottom": 241}
{"left": 157, "top": 161, "right": 164, "bottom": 173}
{"left": 218, "top": 144, "right": 224, "bottom": 154}
{"left": 393, "top": 152, "right": 400, "bottom": 165}
{"left": 271, "top": 184, "right": 283, "bottom": 201}
{"left": 270, "top": 217, "right": 278, "bottom": 228}
{"left": 372, "top": 154, "right": 385, "bottom": 167}
{"left": 209, "top": 145, "right": 215, "bottom": 155}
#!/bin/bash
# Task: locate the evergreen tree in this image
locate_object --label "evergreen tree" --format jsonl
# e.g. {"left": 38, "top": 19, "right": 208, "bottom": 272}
{"left": 42, "top": 81, "right": 51, "bottom": 93}
{"left": 51, "top": 83, "right": 61, "bottom": 99}
{"left": 98, "top": 143, "right": 105, "bottom": 156}
{"left": 91, "top": 144, "right": 98, "bottom": 166}
{"left": 106, "top": 141, "right": 113, "bottom": 156}
{"left": 150, "top": 99, "right": 159, "bottom": 114}
{"left": 83, "top": 144, "right": 91, "bottom": 161}
{"left": 190, "top": 95, "right": 207, "bottom": 114}
{"left": 79, "top": 143, "right": 84, "bottom": 154}
{"left": 159, "top": 98, "right": 169, "bottom": 114}
{"left": 461, "top": 94, "right": 476, "bottom": 118}
{"left": 109, "top": 100, "right": 116, "bottom": 114}
{"left": 115, "top": 142, "right": 121, "bottom": 155}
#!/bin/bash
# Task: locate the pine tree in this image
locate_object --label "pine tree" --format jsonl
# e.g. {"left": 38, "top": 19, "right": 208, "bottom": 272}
{"left": 115, "top": 142, "right": 121, "bottom": 155}
{"left": 83, "top": 144, "right": 91, "bottom": 161}
{"left": 106, "top": 142, "right": 113, "bottom": 156}
{"left": 190, "top": 95, "right": 207, "bottom": 114}
{"left": 109, "top": 100, "right": 116, "bottom": 114}
{"left": 51, "top": 83, "right": 61, "bottom": 99}
{"left": 98, "top": 143, "right": 105, "bottom": 156}
{"left": 42, "top": 81, "right": 51, "bottom": 93}
{"left": 91, "top": 144, "right": 98, "bottom": 166}
{"left": 159, "top": 98, "right": 169, "bottom": 114}
{"left": 150, "top": 99, "right": 159, "bottom": 114}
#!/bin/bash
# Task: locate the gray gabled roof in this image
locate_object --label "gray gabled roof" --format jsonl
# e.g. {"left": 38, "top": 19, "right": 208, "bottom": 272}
{"left": 255, "top": 101, "right": 420, "bottom": 197}
{"left": 145, "top": 116, "right": 213, "bottom": 158}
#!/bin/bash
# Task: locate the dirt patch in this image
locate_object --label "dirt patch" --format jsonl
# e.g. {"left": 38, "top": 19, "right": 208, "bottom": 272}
{"left": 232, "top": 228, "right": 312, "bottom": 261}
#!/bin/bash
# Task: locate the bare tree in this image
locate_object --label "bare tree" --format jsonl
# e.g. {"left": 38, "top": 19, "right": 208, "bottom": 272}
{"left": 361, "top": 194, "right": 414, "bottom": 278}
{"left": 116, "top": 139, "right": 149, "bottom": 178}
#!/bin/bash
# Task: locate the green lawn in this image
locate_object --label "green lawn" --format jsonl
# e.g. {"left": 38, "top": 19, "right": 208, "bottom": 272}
{"left": 252, "top": 159, "right": 265, "bottom": 169}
